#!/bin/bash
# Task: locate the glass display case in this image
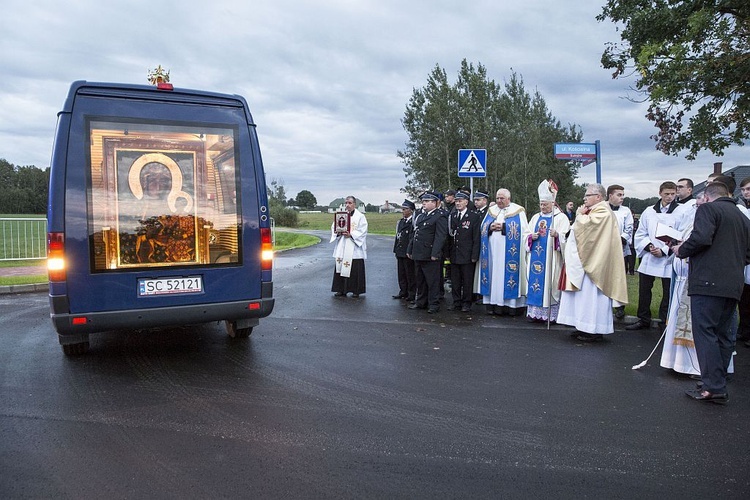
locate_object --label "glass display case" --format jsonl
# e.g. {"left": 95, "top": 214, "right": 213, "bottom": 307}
{"left": 87, "top": 120, "right": 241, "bottom": 271}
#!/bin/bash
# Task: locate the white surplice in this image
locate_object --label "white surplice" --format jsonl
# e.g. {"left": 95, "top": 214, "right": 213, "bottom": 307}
{"left": 330, "top": 210, "right": 367, "bottom": 277}
{"left": 634, "top": 205, "right": 678, "bottom": 278}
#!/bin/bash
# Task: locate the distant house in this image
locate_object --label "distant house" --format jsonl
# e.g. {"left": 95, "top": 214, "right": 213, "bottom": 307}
{"left": 327, "top": 197, "right": 367, "bottom": 213}
{"left": 379, "top": 200, "right": 402, "bottom": 213}
{"left": 693, "top": 163, "right": 750, "bottom": 198}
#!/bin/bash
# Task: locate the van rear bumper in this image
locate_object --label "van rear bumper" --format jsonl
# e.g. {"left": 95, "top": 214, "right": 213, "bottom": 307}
{"left": 50, "top": 295, "right": 274, "bottom": 339}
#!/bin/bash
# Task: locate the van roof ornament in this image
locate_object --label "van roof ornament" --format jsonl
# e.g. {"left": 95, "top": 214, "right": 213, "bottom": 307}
{"left": 148, "top": 65, "right": 171, "bottom": 88}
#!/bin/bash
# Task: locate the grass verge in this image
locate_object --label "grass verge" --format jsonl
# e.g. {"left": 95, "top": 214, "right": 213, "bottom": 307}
{"left": 274, "top": 232, "right": 320, "bottom": 251}
{"left": 296, "top": 212, "right": 400, "bottom": 235}
{"left": 0, "top": 275, "right": 47, "bottom": 286}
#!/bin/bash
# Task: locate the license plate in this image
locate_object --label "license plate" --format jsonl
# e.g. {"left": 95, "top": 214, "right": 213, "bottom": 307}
{"left": 138, "top": 276, "right": 203, "bottom": 296}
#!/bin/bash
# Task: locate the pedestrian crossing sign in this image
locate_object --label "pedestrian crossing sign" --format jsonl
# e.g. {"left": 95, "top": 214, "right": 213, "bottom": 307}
{"left": 458, "top": 149, "right": 486, "bottom": 177}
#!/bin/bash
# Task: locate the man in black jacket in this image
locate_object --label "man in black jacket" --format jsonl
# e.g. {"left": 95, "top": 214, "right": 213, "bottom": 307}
{"left": 449, "top": 191, "right": 481, "bottom": 312}
{"left": 407, "top": 191, "right": 448, "bottom": 314}
{"left": 673, "top": 182, "right": 750, "bottom": 404}
{"left": 473, "top": 190, "right": 489, "bottom": 220}
{"left": 392, "top": 199, "right": 416, "bottom": 301}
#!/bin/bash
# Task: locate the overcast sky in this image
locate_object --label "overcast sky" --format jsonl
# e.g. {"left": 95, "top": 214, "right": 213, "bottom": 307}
{"left": 1, "top": 0, "right": 745, "bottom": 205}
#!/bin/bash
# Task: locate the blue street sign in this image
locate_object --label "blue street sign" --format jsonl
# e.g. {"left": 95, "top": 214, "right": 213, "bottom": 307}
{"left": 554, "top": 143, "right": 597, "bottom": 160}
{"left": 554, "top": 141, "right": 602, "bottom": 184}
{"left": 458, "top": 149, "right": 486, "bottom": 178}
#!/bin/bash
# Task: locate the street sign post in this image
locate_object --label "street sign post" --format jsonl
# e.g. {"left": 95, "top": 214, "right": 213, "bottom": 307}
{"left": 554, "top": 141, "right": 601, "bottom": 183}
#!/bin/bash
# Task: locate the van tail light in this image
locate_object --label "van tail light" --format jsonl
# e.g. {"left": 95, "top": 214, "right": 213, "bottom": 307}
{"left": 261, "top": 227, "right": 273, "bottom": 270}
{"left": 47, "top": 232, "right": 66, "bottom": 281}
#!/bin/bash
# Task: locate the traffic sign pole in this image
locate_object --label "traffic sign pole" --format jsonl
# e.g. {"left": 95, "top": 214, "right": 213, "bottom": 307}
{"left": 554, "top": 141, "right": 601, "bottom": 184}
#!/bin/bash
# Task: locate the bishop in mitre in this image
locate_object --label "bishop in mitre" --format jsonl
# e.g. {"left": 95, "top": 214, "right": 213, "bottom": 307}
{"left": 524, "top": 180, "right": 570, "bottom": 323}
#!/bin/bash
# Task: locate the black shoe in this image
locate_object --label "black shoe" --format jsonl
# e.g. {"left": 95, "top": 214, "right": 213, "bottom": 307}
{"left": 334, "top": 292, "right": 345, "bottom": 297}
{"left": 461, "top": 306, "right": 471, "bottom": 313}
{"left": 576, "top": 333, "right": 604, "bottom": 342}
{"left": 685, "top": 389, "right": 728, "bottom": 405}
{"left": 392, "top": 294, "right": 406, "bottom": 299}
{"left": 352, "top": 293, "right": 360, "bottom": 298}
{"left": 408, "top": 304, "right": 426, "bottom": 310}
{"left": 427, "top": 307, "right": 440, "bottom": 314}
{"left": 614, "top": 307, "right": 625, "bottom": 320}
{"left": 625, "top": 319, "right": 650, "bottom": 330}
{"left": 451, "top": 304, "right": 463, "bottom": 311}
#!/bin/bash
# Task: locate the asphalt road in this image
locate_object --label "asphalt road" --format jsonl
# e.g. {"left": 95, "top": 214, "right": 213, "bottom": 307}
{"left": 1, "top": 231, "right": 749, "bottom": 498}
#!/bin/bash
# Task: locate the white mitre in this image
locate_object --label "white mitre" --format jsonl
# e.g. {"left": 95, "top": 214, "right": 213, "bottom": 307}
{"left": 537, "top": 179, "right": 558, "bottom": 202}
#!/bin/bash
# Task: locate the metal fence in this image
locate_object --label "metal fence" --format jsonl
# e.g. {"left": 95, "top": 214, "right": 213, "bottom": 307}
{"left": 0, "top": 218, "right": 47, "bottom": 261}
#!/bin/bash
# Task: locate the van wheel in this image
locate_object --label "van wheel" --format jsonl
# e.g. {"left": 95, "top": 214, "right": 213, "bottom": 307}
{"left": 226, "top": 320, "right": 253, "bottom": 339}
{"left": 62, "top": 341, "right": 89, "bottom": 356}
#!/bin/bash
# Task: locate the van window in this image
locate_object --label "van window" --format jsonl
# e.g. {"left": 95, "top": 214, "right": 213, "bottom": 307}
{"left": 87, "top": 119, "right": 242, "bottom": 271}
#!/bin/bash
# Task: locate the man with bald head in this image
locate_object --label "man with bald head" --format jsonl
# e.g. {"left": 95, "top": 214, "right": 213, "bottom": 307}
{"left": 478, "top": 188, "right": 529, "bottom": 316}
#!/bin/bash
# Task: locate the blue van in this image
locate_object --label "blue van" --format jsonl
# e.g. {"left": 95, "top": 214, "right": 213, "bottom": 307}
{"left": 47, "top": 80, "right": 274, "bottom": 355}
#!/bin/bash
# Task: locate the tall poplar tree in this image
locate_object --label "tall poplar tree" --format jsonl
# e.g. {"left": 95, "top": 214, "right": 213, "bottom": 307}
{"left": 399, "top": 61, "right": 583, "bottom": 208}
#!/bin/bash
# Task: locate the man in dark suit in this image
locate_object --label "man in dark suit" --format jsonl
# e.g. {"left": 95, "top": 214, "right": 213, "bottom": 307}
{"left": 449, "top": 191, "right": 481, "bottom": 312}
{"left": 407, "top": 191, "right": 448, "bottom": 314}
{"left": 673, "top": 182, "right": 750, "bottom": 404}
{"left": 564, "top": 201, "right": 575, "bottom": 223}
{"left": 392, "top": 199, "right": 416, "bottom": 301}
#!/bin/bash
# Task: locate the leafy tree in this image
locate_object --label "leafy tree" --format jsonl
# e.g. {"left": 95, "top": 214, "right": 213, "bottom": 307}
{"left": 267, "top": 178, "right": 287, "bottom": 207}
{"left": 624, "top": 196, "right": 659, "bottom": 215}
{"left": 265, "top": 178, "right": 298, "bottom": 226}
{"left": 399, "top": 61, "right": 583, "bottom": 208}
{"left": 0, "top": 159, "right": 50, "bottom": 214}
{"left": 0, "top": 158, "right": 14, "bottom": 187}
{"left": 271, "top": 205, "right": 299, "bottom": 227}
{"left": 295, "top": 190, "right": 317, "bottom": 209}
{"left": 399, "top": 64, "right": 460, "bottom": 196}
{"left": 598, "top": 1, "right": 750, "bottom": 159}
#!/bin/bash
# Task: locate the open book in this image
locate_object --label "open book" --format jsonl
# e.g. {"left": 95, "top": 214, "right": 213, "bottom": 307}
{"left": 655, "top": 222, "right": 682, "bottom": 244}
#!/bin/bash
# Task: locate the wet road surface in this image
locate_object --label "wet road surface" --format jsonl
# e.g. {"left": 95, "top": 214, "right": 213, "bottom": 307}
{"left": 1, "top": 232, "right": 749, "bottom": 498}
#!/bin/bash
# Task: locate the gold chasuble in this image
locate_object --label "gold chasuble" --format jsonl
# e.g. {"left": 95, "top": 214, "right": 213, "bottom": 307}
{"left": 566, "top": 200, "right": 628, "bottom": 304}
